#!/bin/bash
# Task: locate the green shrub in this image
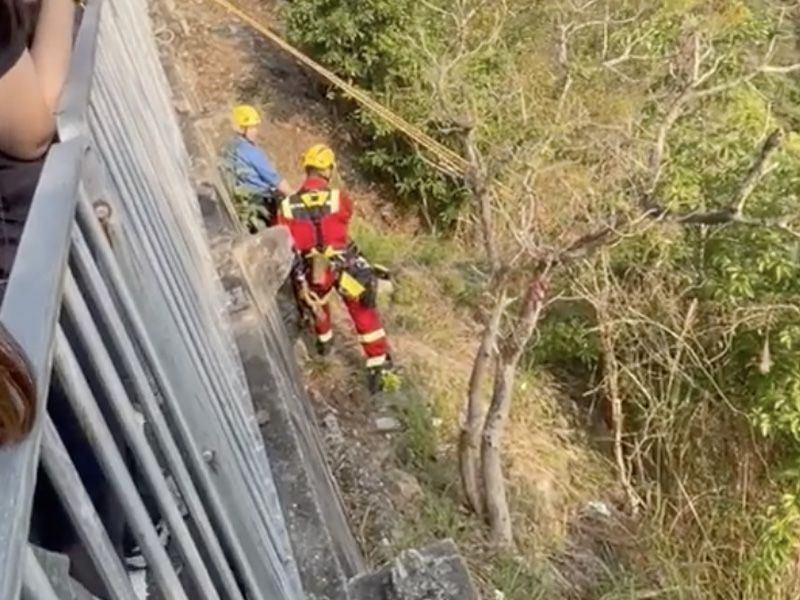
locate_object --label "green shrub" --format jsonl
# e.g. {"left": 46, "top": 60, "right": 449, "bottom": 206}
{"left": 283, "top": 0, "right": 466, "bottom": 226}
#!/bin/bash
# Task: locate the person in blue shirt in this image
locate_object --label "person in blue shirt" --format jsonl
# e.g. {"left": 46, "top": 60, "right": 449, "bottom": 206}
{"left": 225, "top": 104, "right": 293, "bottom": 229}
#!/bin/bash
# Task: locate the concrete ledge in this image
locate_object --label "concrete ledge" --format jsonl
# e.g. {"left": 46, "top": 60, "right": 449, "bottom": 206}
{"left": 198, "top": 188, "right": 362, "bottom": 599}
{"left": 231, "top": 307, "right": 354, "bottom": 600}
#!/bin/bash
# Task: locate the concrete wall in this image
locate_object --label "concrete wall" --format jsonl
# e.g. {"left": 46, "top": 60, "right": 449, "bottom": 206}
{"left": 198, "top": 184, "right": 365, "bottom": 600}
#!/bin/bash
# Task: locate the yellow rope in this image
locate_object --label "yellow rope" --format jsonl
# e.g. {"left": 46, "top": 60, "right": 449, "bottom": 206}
{"left": 207, "top": 0, "right": 470, "bottom": 177}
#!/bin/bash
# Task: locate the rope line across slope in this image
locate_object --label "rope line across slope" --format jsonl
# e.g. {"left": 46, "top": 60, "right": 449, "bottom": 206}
{"left": 206, "top": 0, "right": 470, "bottom": 177}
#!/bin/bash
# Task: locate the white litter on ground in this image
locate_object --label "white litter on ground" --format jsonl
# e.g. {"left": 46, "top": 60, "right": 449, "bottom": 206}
{"left": 128, "top": 570, "right": 148, "bottom": 600}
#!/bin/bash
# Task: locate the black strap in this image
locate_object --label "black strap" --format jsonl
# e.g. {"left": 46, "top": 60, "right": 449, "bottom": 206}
{"left": 288, "top": 187, "right": 335, "bottom": 252}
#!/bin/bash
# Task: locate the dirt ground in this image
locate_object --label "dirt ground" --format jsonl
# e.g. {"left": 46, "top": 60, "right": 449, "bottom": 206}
{"left": 156, "top": 0, "right": 408, "bottom": 230}
{"left": 151, "top": 0, "right": 420, "bottom": 567}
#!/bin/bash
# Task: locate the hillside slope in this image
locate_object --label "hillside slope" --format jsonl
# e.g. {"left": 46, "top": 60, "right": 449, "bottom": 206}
{"left": 149, "top": 1, "right": 721, "bottom": 598}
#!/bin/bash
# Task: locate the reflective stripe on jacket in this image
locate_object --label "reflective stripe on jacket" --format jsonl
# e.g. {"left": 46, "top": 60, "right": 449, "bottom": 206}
{"left": 277, "top": 177, "right": 353, "bottom": 252}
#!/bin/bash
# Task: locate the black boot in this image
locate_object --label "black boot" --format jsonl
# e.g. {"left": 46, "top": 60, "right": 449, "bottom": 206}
{"left": 366, "top": 356, "right": 400, "bottom": 394}
{"left": 367, "top": 367, "right": 382, "bottom": 395}
{"left": 316, "top": 338, "right": 332, "bottom": 356}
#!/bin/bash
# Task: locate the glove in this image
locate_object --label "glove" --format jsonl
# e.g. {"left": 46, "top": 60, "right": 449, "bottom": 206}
{"left": 372, "top": 264, "right": 391, "bottom": 280}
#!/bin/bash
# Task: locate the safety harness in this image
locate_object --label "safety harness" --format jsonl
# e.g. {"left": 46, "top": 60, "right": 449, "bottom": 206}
{"left": 281, "top": 186, "right": 399, "bottom": 393}
{"left": 281, "top": 187, "right": 372, "bottom": 312}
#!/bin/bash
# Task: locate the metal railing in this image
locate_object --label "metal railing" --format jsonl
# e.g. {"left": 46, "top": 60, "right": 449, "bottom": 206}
{"left": 0, "top": 0, "right": 305, "bottom": 598}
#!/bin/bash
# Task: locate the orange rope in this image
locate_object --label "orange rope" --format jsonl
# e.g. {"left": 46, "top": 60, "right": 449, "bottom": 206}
{"left": 206, "top": 0, "right": 470, "bottom": 177}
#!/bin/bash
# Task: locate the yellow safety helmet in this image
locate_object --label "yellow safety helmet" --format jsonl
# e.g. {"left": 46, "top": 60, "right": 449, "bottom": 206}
{"left": 232, "top": 105, "right": 261, "bottom": 128}
{"left": 301, "top": 144, "right": 336, "bottom": 171}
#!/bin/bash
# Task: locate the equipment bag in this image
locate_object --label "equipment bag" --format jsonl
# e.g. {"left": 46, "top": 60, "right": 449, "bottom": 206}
{"left": 338, "top": 270, "right": 367, "bottom": 300}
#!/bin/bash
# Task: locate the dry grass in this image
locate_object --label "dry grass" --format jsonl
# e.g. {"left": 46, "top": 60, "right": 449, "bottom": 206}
{"left": 504, "top": 373, "right": 614, "bottom": 554}
{"left": 361, "top": 222, "right": 791, "bottom": 600}
{"left": 349, "top": 220, "right": 625, "bottom": 598}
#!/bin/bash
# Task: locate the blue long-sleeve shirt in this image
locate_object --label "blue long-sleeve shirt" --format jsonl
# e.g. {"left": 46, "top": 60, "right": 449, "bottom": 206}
{"left": 225, "top": 135, "right": 283, "bottom": 198}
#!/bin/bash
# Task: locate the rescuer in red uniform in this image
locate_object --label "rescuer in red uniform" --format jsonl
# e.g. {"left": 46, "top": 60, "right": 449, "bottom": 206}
{"left": 275, "top": 144, "right": 398, "bottom": 393}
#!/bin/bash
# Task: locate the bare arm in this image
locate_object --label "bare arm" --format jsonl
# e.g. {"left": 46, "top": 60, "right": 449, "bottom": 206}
{"left": 29, "top": 0, "right": 75, "bottom": 112}
{"left": 276, "top": 179, "right": 294, "bottom": 197}
{"left": 0, "top": 0, "right": 75, "bottom": 160}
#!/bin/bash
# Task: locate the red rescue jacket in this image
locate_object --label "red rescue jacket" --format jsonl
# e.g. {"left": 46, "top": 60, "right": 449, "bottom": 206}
{"left": 275, "top": 176, "right": 353, "bottom": 254}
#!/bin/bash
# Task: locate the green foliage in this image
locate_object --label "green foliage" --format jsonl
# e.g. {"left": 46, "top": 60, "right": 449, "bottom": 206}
{"left": 283, "top": 0, "right": 466, "bottom": 225}
{"left": 354, "top": 125, "right": 466, "bottom": 223}
{"left": 349, "top": 218, "right": 408, "bottom": 267}
{"left": 230, "top": 196, "right": 269, "bottom": 231}
{"left": 541, "top": 1, "right": 800, "bottom": 592}
{"left": 220, "top": 141, "right": 271, "bottom": 230}
{"left": 392, "top": 378, "right": 551, "bottom": 600}
{"left": 395, "top": 381, "right": 438, "bottom": 470}
{"left": 754, "top": 491, "right": 800, "bottom": 582}
{"left": 531, "top": 311, "right": 601, "bottom": 372}
{"left": 490, "top": 556, "right": 548, "bottom": 600}
{"left": 283, "top": 0, "right": 419, "bottom": 89}
{"left": 543, "top": 3, "right": 800, "bottom": 589}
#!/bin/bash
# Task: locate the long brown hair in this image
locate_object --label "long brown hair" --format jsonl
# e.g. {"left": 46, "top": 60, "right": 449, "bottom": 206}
{"left": 0, "top": 319, "right": 37, "bottom": 446}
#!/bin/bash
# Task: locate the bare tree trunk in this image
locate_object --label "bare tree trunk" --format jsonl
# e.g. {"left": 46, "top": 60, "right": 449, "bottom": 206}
{"left": 462, "top": 128, "right": 499, "bottom": 273}
{"left": 481, "top": 272, "right": 547, "bottom": 547}
{"left": 597, "top": 317, "right": 640, "bottom": 514}
{"left": 457, "top": 126, "right": 505, "bottom": 515}
{"left": 481, "top": 356, "right": 519, "bottom": 546}
{"left": 459, "top": 288, "right": 506, "bottom": 515}
{"left": 477, "top": 184, "right": 498, "bottom": 273}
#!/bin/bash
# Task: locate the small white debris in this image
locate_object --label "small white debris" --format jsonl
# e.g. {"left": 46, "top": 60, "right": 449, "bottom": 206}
{"left": 323, "top": 413, "right": 345, "bottom": 445}
{"left": 586, "top": 500, "right": 611, "bottom": 519}
{"left": 133, "top": 407, "right": 146, "bottom": 430}
{"left": 129, "top": 570, "right": 148, "bottom": 600}
{"left": 374, "top": 416, "right": 402, "bottom": 433}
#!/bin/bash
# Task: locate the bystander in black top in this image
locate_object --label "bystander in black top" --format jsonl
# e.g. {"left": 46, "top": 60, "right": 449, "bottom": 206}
{"left": 0, "top": 0, "right": 47, "bottom": 283}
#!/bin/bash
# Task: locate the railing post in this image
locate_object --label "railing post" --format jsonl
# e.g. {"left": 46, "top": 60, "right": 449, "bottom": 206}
{"left": 39, "top": 417, "right": 137, "bottom": 600}
{"left": 70, "top": 222, "right": 249, "bottom": 600}
{"left": 0, "top": 139, "right": 86, "bottom": 600}
{"left": 52, "top": 327, "right": 188, "bottom": 600}
{"left": 61, "top": 268, "right": 222, "bottom": 600}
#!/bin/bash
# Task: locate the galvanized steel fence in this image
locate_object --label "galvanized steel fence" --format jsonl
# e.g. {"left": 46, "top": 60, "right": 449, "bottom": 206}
{"left": 0, "top": 0, "right": 305, "bottom": 598}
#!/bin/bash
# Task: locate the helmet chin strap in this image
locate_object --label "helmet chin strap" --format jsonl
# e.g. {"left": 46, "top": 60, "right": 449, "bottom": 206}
{"left": 310, "top": 167, "right": 334, "bottom": 181}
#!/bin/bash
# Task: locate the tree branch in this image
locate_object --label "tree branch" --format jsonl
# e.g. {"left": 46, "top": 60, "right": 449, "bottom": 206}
{"left": 652, "top": 129, "right": 787, "bottom": 226}
{"left": 550, "top": 128, "right": 792, "bottom": 270}
{"left": 760, "top": 63, "right": 800, "bottom": 75}
{"left": 643, "top": 32, "right": 800, "bottom": 204}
